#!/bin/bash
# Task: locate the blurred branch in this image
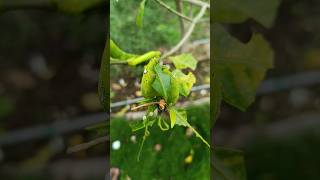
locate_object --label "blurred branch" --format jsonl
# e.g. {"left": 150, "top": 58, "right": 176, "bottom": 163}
{"left": 67, "top": 136, "right": 108, "bottom": 153}
{"left": 154, "top": 0, "right": 193, "bottom": 22}
{"left": 161, "top": 4, "right": 207, "bottom": 59}
{"left": 183, "top": 0, "right": 210, "bottom": 8}
{"left": 175, "top": 0, "right": 185, "bottom": 39}
{"left": 0, "top": 113, "right": 108, "bottom": 146}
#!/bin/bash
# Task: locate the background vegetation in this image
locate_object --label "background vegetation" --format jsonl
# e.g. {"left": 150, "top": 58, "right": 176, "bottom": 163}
{"left": 0, "top": 0, "right": 319, "bottom": 179}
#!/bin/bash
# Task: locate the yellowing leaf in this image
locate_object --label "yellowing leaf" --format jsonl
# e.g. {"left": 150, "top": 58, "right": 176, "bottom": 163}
{"left": 213, "top": 24, "right": 273, "bottom": 111}
{"left": 170, "top": 54, "right": 197, "bottom": 70}
{"left": 172, "top": 70, "right": 196, "bottom": 97}
{"left": 141, "top": 58, "right": 159, "bottom": 98}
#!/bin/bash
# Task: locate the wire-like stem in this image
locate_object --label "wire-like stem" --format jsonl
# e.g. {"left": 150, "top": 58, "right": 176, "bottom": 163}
{"left": 154, "top": 0, "right": 192, "bottom": 22}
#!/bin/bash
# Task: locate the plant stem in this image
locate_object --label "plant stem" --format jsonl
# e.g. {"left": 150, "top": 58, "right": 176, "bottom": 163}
{"left": 161, "top": 4, "right": 207, "bottom": 59}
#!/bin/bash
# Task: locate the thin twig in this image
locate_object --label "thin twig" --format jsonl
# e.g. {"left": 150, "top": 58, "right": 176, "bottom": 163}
{"left": 130, "top": 102, "right": 160, "bottom": 111}
{"left": 154, "top": 0, "right": 193, "bottom": 22}
{"left": 161, "top": 5, "right": 207, "bottom": 59}
{"left": 67, "top": 136, "right": 108, "bottom": 153}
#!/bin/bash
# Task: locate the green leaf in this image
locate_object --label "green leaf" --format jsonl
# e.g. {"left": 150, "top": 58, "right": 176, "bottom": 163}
{"left": 98, "top": 40, "right": 109, "bottom": 111}
{"left": 152, "top": 64, "right": 171, "bottom": 101}
{"left": 163, "top": 68, "right": 180, "bottom": 105}
{"left": 169, "top": 54, "right": 198, "bottom": 70}
{"left": 169, "top": 107, "right": 209, "bottom": 147}
{"left": 169, "top": 107, "right": 188, "bottom": 127}
{"left": 169, "top": 107, "right": 177, "bottom": 128}
{"left": 172, "top": 70, "right": 196, "bottom": 97}
{"left": 213, "top": 147, "right": 247, "bottom": 180}
{"left": 136, "top": 0, "right": 148, "bottom": 28}
{"left": 213, "top": 24, "right": 273, "bottom": 111}
{"left": 212, "top": 0, "right": 280, "bottom": 28}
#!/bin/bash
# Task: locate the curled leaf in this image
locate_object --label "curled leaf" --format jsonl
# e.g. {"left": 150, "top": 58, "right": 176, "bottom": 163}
{"left": 172, "top": 70, "right": 196, "bottom": 97}
{"left": 169, "top": 54, "right": 198, "bottom": 70}
{"left": 163, "top": 68, "right": 180, "bottom": 105}
{"left": 141, "top": 58, "right": 160, "bottom": 98}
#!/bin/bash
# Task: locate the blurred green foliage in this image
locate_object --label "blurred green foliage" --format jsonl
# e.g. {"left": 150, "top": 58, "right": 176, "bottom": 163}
{"left": 110, "top": 104, "right": 210, "bottom": 179}
{"left": 0, "top": 96, "right": 14, "bottom": 119}
{"left": 246, "top": 134, "right": 320, "bottom": 180}
{"left": 110, "top": 0, "right": 180, "bottom": 53}
{"left": 213, "top": 148, "right": 247, "bottom": 180}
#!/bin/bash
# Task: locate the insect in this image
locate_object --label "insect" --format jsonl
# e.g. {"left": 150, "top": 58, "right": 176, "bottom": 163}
{"left": 131, "top": 99, "right": 167, "bottom": 112}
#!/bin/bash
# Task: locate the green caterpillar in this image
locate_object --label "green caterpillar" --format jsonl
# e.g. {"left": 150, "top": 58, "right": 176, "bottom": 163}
{"left": 110, "top": 39, "right": 137, "bottom": 60}
{"left": 127, "top": 51, "right": 161, "bottom": 66}
{"left": 110, "top": 39, "right": 160, "bottom": 66}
